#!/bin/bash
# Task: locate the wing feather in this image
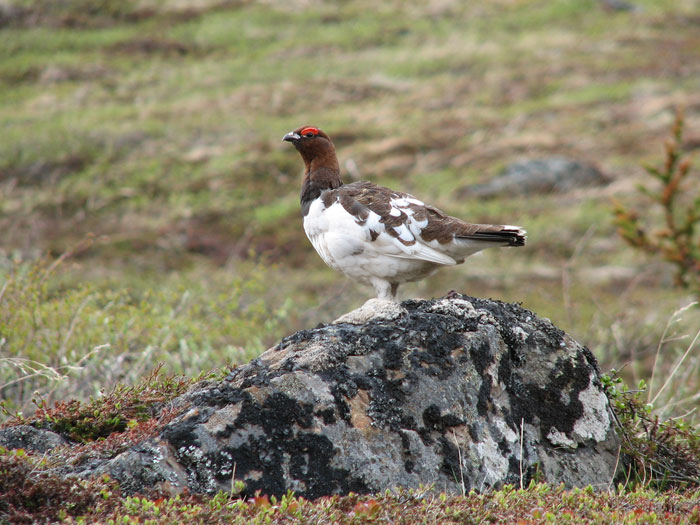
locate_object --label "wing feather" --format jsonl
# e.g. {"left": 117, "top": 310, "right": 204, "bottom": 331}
{"left": 393, "top": 243, "right": 457, "bottom": 265}
{"left": 332, "top": 181, "right": 522, "bottom": 266}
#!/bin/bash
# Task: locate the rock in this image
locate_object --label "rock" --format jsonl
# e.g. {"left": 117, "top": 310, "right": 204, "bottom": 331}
{"left": 0, "top": 425, "right": 68, "bottom": 453}
{"left": 70, "top": 295, "right": 619, "bottom": 498}
{"left": 599, "top": 0, "right": 639, "bottom": 12}
{"left": 462, "top": 157, "right": 610, "bottom": 199}
{"left": 332, "top": 298, "right": 407, "bottom": 325}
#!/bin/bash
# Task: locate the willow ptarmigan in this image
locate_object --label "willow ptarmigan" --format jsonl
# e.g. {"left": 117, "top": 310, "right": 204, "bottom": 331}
{"left": 283, "top": 125, "right": 526, "bottom": 301}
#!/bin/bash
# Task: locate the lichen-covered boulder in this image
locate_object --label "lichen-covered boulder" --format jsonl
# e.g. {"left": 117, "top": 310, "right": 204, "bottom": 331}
{"left": 87, "top": 294, "right": 619, "bottom": 498}
{"left": 0, "top": 424, "right": 67, "bottom": 453}
{"left": 462, "top": 157, "right": 609, "bottom": 198}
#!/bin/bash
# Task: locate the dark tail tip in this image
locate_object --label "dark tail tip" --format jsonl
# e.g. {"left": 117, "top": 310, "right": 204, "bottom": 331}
{"left": 505, "top": 228, "right": 527, "bottom": 247}
{"left": 459, "top": 227, "right": 527, "bottom": 247}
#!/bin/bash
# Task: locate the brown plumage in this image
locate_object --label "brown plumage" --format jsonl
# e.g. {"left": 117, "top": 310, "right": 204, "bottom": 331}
{"left": 283, "top": 125, "right": 526, "bottom": 300}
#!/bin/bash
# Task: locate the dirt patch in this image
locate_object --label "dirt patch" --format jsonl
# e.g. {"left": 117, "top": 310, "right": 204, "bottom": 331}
{"left": 0, "top": 154, "right": 90, "bottom": 187}
{"left": 0, "top": 0, "right": 244, "bottom": 29}
{"left": 37, "top": 64, "right": 112, "bottom": 85}
{"left": 106, "top": 37, "right": 201, "bottom": 57}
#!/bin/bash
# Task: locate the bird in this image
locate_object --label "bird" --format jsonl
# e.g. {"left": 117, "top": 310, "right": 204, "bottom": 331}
{"left": 283, "top": 125, "right": 526, "bottom": 301}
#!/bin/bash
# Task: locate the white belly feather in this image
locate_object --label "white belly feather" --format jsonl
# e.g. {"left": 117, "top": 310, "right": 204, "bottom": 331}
{"left": 303, "top": 198, "right": 445, "bottom": 285}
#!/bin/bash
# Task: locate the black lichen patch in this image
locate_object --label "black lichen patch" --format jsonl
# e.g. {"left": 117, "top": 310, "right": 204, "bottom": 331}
{"left": 380, "top": 339, "right": 406, "bottom": 370}
{"left": 165, "top": 390, "right": 368, "bottom": 498}
{"left": 512, "top": 353, "right": 591, "bottom": 438}
{"left": 498, "top": 437, "right": 510, "bottom": 455}
{"left": 221, "top": 400, "right": 369, "bottom": 499}
{"left": 288, "top": 432, "right": 369, "bottom": 498}
{"left": 438, "top": 436, "right": 471, "bottom": 491}
{"left": 407, "top": 348, "right": 456, "bottom": 379}
{"left": 581, "top": 345, "right": 600, "bottom": 374}
{"left": 467, "top": 423, "right": 480, "bottom": 442}
{"left": 227, "top": 361, "right": 285, "bottom": 390}
{"left": 322, "top": 369, "right": 356, "bottom": 423}
{"left": 187, "top": 382, "right": 249, "bottom": 409}
{"left": 469, "top": 297, "right": 565, "bottom": 353}
{"left": 469, "top": 336, "right": 494, "bottom": 376}
{"left": 422, "top": 405, "right": 443, "bottom": 431}
{"left": 161, "top": 405, "right": 213, "bottom": 449}
{"left": 316, "top": 408, "right": 337, "bottom": 425}
{"left": 276, "top": 328, "right": 320, "bottom": 350}
{"left": 365, "top": 375, "right": 408, "bottom": 430}
{"left": 397, "top": 427, "right": 418, "bottom": 473}
{"left": 506, "top": 455, "right": 524, "bottom": 485}
{"left": 497, "top": 350, "right": 513, "bottom": 387}
{"left": 476, "top": 375, "right": 492, "bottom": 417}
{"left": 235, "top": 392, "right": 315, "bottom": 436}
{"left": 422, "top": 405, "right": 465, "bottom": 432}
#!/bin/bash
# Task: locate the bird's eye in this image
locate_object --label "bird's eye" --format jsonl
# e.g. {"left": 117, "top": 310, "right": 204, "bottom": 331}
{"left": 300, "top": 126, "right": 319, "bottom": 138}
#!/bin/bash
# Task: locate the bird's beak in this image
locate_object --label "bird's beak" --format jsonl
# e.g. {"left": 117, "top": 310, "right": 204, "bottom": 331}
{"left": 282, "top": 131, "right": 301, "bottom": 142}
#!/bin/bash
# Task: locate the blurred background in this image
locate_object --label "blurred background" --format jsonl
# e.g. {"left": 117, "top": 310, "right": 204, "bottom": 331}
{"left": 1, "top": 0, "right": 699, "bottom": 422}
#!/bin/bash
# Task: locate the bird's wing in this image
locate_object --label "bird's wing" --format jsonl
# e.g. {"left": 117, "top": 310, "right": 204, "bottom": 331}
{"left": 333, "top": 181, "right": 525, "bottom": 260}
{"left": 332, "top": 182, "right": 457, "bottom": 265}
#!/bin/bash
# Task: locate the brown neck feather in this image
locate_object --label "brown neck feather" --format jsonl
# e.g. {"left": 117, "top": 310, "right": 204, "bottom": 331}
{"left": 300, "top": 143, "right": 340, "bottom": 178}
{"left": 299, "top": 145, "right": 343, "bottom": 215}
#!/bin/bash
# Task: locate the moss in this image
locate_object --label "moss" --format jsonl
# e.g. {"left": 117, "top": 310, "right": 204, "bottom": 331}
{"left": 2, "top": 365, "right": 199, "bottom": 444}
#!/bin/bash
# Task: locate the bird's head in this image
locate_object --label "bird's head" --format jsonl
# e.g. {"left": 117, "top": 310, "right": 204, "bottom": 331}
{"left": 282, "top": 126, "right": 337, "bottom": 171}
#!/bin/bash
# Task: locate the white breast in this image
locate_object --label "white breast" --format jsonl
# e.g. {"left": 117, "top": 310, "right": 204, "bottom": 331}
{"left": 303, "top": 196, "right": 445, "bottom": 286}
{"left": 303, "top": 198, "right": 366, "bottom": 272}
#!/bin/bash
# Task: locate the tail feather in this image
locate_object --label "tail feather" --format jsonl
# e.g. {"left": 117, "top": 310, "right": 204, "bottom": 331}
{"left": 456, "top": 226, "right": 526, "bottom": 247}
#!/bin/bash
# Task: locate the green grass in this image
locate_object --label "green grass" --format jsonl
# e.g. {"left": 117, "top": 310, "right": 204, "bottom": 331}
{"left": 1, "top": 0, "right": 699, "bottom": 485}
{"left": 0, "top": 256, "right": 293, "bottom": 415}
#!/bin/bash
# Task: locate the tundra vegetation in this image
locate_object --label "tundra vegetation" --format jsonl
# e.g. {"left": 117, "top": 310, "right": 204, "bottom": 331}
{"left": 1, "top": 0, "right": 699, "bottom": 522}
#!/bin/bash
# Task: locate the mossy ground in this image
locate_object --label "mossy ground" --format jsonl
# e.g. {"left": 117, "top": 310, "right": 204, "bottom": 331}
{"left": 2, "top": 455, "right": 700, "bottom": 525}
{"left": 1, "top": 0, "right": 700, "bottom": 520}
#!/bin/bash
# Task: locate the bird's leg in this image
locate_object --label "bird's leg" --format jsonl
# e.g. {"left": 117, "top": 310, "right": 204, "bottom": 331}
{"left": 390, "top": 282, "right": 399, "bottom": 300}
{"left": 370, "top": 278, "right": 396, "bottom": 301}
